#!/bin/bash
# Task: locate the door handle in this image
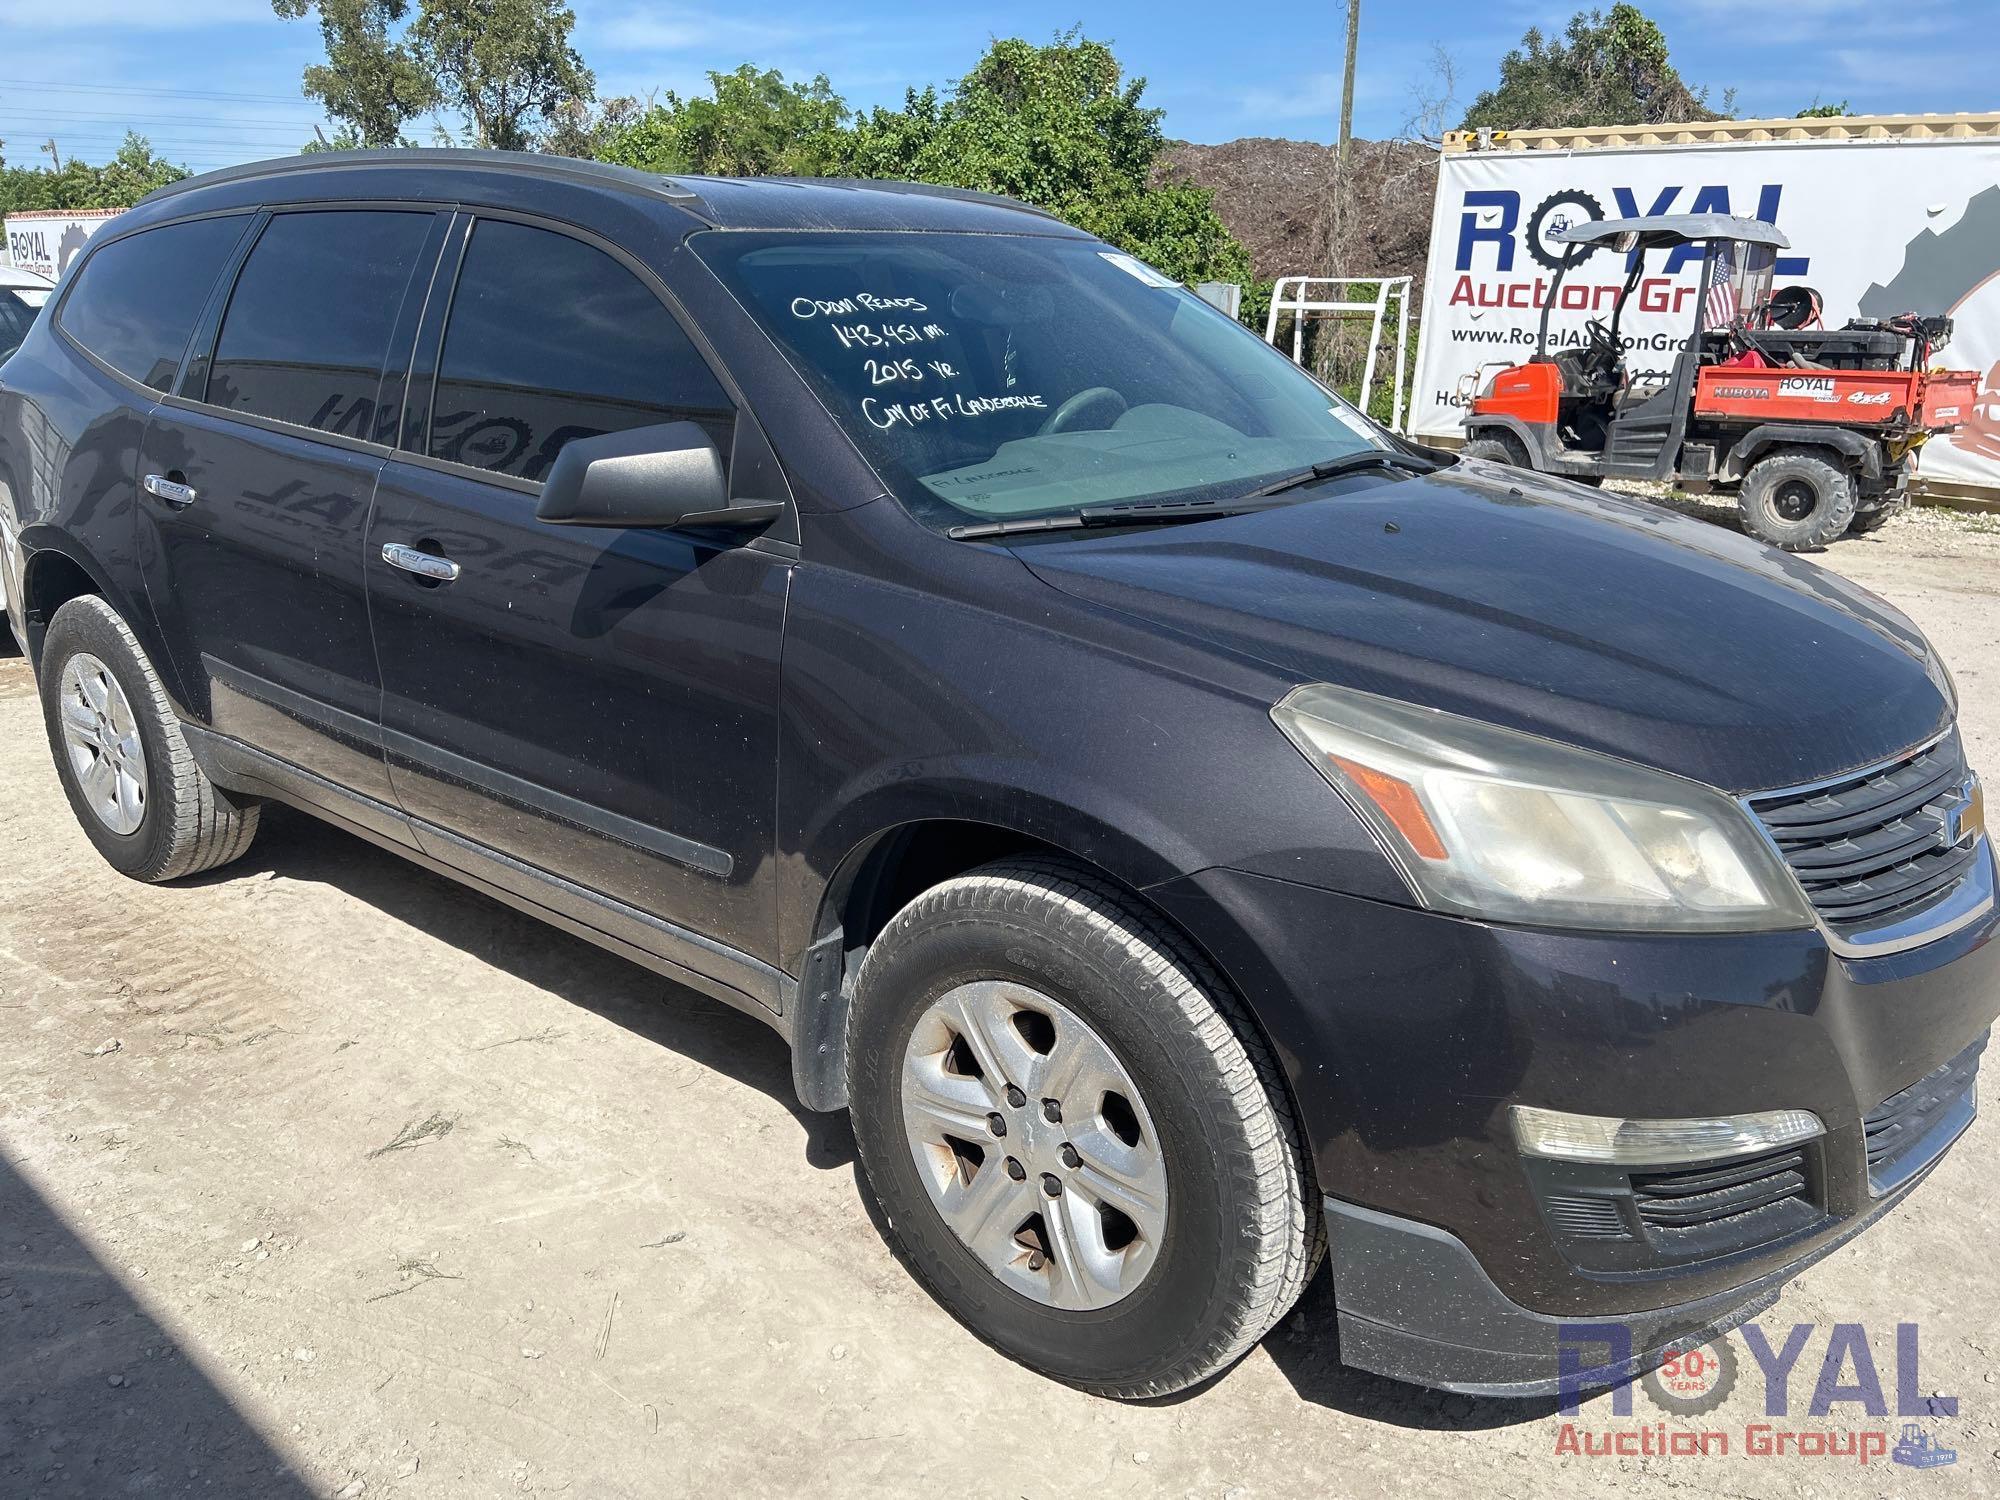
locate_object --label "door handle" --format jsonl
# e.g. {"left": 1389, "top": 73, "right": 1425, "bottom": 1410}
{"left": 381, "top": 542, "right": 461, "bottom": 583}
{"left": 142, "top": 473, "right": 198, "bottom": 508}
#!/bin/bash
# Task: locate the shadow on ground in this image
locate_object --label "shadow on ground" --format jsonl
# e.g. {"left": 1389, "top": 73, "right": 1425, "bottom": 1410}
{"left": 0, "top": 1151, "right": 311, "bottom": 1498}
{"left": 1261, "top": 1271, "right": 1568, "bottom": 1428}
{"left": 185, "top": 805, "right": 856, "bottom": 1173}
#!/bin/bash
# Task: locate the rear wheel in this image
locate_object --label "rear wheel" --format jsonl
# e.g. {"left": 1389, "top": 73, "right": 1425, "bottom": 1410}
{"left": 846, "top": 858, "right": 1321, "bottom": 1399}
{"left": 1738, "top": 447, "right": 1858, "bottom": 550}
{"left": 38, "top": 595, "right": 260, "bottom": 882}
{"left": 1847, "top": 499, "right": 1903, "bottom": 535}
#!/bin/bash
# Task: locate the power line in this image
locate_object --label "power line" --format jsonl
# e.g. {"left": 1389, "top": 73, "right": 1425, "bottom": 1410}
{"left": 0, "top": 107, "right": 322, "bottom": 130}
{"left": 0, "top": 77, "right": 312, "bottom": 105}
{"left": 19, "top": 126, "right": 313, "bottom": 146}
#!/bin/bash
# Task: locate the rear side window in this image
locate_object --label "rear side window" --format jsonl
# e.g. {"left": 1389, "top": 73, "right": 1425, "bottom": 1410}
{"left": 428, "top": 219, "right": 731, "bottom": 482}
{"left": 207, "top": 210, "right": 433, "bottom": 437}
{"left": 58, "top": 216, "right": 248, "bottom": 393}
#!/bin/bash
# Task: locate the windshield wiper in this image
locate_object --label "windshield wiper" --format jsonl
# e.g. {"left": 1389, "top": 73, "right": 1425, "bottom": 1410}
{"left": 947, "top": 497, "right": 1276, "bottom": 541}
{"left": 945, "top": 450, "right": 1439, "bottom": 540}
{"left": 1236, "top": 448, "right": 1436, "bottom": 502}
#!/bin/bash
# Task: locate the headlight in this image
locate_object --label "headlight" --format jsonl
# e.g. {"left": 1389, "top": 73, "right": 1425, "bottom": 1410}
{"left": 1271, "top": 683, "right": 1814, "bottom": 932}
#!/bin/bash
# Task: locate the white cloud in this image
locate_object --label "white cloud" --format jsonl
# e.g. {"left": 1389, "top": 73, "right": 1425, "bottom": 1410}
{"left": 590, "top": 6, "right": 865, "bottom": 56}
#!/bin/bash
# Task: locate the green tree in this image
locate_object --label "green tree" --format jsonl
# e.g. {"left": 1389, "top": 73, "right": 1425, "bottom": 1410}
{"left": 270, "top": 0, "right": 438, "bottom": 146}
{"left": 842, "top": 32, "right": 1251, "bottom": 289}
{"left": 1796, "top": 100, "right": 1850, "bottom": 118}
{"left": 274, "top": 0, "right": 592, "bottom": 150}
{"left": 597, "top": 66, "right": 850, "bottom": 176}
{"left": 1460, "top": 4, "right": 1723, "bottom": 132}
{"left": 591, "top": 33, "right": 1253, "bottom": 300}
{"left": 410, "top": 0, "right": 594, "bottom": 150}
{"left": 0, "top": 134, "right": 187, "bottom": 216}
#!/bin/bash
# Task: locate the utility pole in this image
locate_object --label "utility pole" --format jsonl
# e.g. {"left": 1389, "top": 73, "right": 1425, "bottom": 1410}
{"left": 43, "top": 137, "right": 61, "bottom": 171}
{"left": 1320, "top": 0, "right": 1361, "bottom": 278}
{"left": 1336, "top": 0, "right": 1360, "bottom": 172}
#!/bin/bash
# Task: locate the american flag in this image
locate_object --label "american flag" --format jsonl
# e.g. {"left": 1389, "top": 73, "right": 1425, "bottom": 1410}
{"left": 1706, "top": 242, "right": 1739, "bottom": 329}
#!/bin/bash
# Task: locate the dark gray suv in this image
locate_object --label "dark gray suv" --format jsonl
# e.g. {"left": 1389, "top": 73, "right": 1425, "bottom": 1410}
{"left": 1, "top": 151, "right": 1993, "bottom": 1400}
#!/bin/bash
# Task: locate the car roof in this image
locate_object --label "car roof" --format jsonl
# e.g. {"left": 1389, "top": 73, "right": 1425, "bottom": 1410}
{"left": 0, "top": 264, "right": 55, "bottom": 290}
{"left": 1554, "top": 213, "right": 1791, "bottom": 251}
{"left": 140, "top": 150, "right": 1087, "bottom": 237}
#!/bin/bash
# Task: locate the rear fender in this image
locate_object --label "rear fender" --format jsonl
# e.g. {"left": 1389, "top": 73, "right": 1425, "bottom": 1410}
{"left": 15, "top": 526, "right": 190, "bottom": 708}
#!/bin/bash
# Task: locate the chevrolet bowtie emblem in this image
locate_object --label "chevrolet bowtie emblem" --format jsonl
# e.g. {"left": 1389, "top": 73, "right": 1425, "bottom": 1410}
{"left": 1936, "top": 774, "right": 1985, "bottom": 852}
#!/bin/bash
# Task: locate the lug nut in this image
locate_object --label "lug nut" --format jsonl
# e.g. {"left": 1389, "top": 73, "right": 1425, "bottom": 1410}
{"left": 1059, "top": 1143, "right": 1080, "bottom": 1169}
{"left": 987, "top": 1112, "right": 1006, "bottom": 1138}
{"left": 1005, "top": 1157, "right": 1026, "bottom": 1181}
{"left": 1041, "top": 1173, "right": 1061, "bottom": 1198}
{"left": 1004, "top": 1085, "right": 1026, "bottom": 1109}
{"left": 1041, "top": 1099, "right": 1062, "bottom": 1124}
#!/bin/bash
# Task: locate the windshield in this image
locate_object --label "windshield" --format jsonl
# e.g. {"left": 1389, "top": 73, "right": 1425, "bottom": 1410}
{"left": 693, "top": 231, "right": 1390, "bottom": 529}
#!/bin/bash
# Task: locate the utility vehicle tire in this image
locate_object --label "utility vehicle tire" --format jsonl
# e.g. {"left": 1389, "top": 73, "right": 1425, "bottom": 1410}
{"left": 1738, "top": 448, "right": 1858, "bottom": 550}
{"left": 846, "top": 857, "right": 1322, "bottom": 1399}
{"left": 1460, "top": 435, "right": 1525, "bottom": 468}
{"left": 38, "top": 595, "right": 260, "bottom": 882}
{"left": 1847, "top": 502, "right": 1901, "bottom": 536}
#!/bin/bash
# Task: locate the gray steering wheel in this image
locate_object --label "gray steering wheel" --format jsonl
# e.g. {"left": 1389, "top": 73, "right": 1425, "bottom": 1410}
{"left": 1039, "top": 386, "right": 1129, "bottom": 435}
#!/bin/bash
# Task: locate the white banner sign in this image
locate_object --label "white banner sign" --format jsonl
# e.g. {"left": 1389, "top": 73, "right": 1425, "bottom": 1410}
{"left": 1410, "top": 138, "right": 2000, "bottom": 494}
{"left": 4, "top": 209, "right": 121, "bottom": 281}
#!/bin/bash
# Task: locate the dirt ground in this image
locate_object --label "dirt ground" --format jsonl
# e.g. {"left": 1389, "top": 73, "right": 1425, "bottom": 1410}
{"left": 3, "top": 501, "right": 2000, "bottom": 1499}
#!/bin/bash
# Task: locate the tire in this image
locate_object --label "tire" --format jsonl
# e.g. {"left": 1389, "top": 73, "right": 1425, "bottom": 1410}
{"left": 1737, "top": 447, "right": 1858, "bottom": 550}
{"left": 1848, "top": 502, "right": 1901, "bottom": 536}
{"left": 39, "top": 595, "right": 260, "bottom": 882}
{"left": 846, "top": 857, "right": 1322, "bottom": 1399}
{"left": 1461, "top": 435, "right": 1525, "bottom": 468}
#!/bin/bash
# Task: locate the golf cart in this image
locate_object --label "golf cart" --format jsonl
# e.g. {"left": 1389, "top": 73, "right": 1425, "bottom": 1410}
{"left": 1460, "top": 213, "right": 1978, "bottom": 549}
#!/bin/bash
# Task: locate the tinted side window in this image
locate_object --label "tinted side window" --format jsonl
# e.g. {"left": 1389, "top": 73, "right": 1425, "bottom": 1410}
{"left": 58, "top": 216, "right": 248, "bottom": 393}
{"left": 429, "top": 220, "right": 731, "bottom": 482}
{"left": 208, "top": 210, "right": 433, "bottom": 437}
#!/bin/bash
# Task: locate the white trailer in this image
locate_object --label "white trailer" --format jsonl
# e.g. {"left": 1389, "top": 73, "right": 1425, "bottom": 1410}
{"left": 1408, "top": 114, "right": 2000, "bottom": 504}
{"left": 4, "top": 208, "right": 121, "bottom": 282}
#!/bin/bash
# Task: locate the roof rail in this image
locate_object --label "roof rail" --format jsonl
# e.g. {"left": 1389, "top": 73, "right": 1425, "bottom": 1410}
{"left": 137, "top": 153, "right": 1062, "bottom": 229}
{"left": 746, "top": 176, "right": 1061, "bottom": 222}
{"left": 140, "top": 149, "right": 714, "bottom": 220}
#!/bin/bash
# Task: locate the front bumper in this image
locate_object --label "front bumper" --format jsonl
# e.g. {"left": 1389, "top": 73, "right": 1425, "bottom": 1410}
{"left": 1149, "top": 856, "right": 2000, "bottom": 1391}
{"left": 1323, "top": 1178, "right": 1916, "bottom": 1397}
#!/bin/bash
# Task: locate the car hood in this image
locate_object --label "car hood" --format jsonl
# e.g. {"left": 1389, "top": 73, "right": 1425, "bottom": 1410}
{"left": 1016, "top": 464, "right": 1950, "bottom": 794}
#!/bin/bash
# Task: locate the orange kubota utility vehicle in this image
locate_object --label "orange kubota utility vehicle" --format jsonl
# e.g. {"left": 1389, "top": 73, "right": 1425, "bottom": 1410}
{"left": 1460, "top": 213, "right": 1978, "bottom": 550}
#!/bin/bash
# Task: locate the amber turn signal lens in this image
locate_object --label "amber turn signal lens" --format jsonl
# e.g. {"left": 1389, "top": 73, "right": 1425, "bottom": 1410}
{"left": 1327, "top": 755, "right": 1448, "bottom": 862}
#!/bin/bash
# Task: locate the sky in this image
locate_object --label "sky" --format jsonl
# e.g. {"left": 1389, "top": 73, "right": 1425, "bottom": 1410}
{"left": 0, "top": 0, "right": 1990, "bottom": 175}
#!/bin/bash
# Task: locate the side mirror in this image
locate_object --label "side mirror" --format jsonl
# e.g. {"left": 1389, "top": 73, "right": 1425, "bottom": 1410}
{"left": 534, "top": 421, "right": 781, "bottom": 530}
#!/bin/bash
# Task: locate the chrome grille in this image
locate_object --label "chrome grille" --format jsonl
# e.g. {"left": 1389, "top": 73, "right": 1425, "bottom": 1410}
{"left": 1747, "top": 734, "right": 1982, "bottom": 937}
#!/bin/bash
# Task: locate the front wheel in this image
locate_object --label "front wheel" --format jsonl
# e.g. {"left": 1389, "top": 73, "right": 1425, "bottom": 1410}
{"left": 1738, "top": 448, "right": 1858, "bottom": 550}
{"left": 846, "top": 858, "right": 1321, "bottom": 1399}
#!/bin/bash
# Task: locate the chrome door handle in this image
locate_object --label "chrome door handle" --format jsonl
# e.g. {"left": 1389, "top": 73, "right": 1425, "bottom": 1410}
{"left": 381, "top": 542, "right": 461, "bottom": 583}
{"left": 142, "top": 473, "right": 198, "bottom": 508}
